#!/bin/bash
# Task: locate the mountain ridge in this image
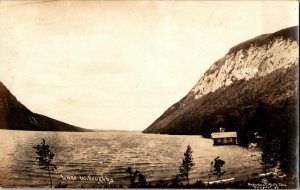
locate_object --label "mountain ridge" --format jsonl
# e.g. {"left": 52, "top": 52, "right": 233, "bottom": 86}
{"left": 143, "top": 26, "right": 299, "bottom": 144}
{"left": 0, "top": 81, "right": 91, "bottom": 132}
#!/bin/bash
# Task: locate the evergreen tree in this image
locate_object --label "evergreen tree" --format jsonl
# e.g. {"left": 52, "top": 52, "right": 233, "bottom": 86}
{"left": 179, "top": 145, "right": 194, "bottom": 184}
{"left": 33, "top": 139, "right": 57, "bottom": 188}
{"left": 260, "top": 139, "right": 280, "bottom": 174}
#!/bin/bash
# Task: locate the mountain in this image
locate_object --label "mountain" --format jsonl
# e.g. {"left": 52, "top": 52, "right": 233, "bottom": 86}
{"left": 0, "top": 81, "right": 91, "bottom": 132}
{"left": 143, "top": 26, "right": 298, "bottom": 145}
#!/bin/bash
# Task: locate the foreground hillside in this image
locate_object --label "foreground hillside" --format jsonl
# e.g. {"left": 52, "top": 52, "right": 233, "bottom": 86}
{"left": 0, "top": 81, "right": 90, "bottom": 132}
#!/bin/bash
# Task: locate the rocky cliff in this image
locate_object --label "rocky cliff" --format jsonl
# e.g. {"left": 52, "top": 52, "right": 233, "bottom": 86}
{"left": 0, "top": 81, "right": 90, "bottom": 131}
{"left": 143, "top": 26, "right": 298, "bottom": 144}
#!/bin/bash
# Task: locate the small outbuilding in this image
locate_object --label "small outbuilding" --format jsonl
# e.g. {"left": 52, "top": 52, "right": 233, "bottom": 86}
{"left": 211, "top": 128, "right": 237, "bottom": 145}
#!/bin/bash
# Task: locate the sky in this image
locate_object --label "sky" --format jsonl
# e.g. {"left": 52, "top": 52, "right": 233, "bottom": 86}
{"left": 0, "top": 1, "right": 298, "bottom": 131}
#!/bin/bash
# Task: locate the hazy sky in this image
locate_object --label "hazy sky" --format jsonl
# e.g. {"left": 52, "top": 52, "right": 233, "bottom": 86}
{"left": 0, "top": 1, "right": 298, "bottom": 130}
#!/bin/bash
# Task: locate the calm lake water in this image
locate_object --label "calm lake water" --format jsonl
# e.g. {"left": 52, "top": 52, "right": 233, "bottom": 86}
{"left": 0, "top": 130, "right": 261, "bottom": 187}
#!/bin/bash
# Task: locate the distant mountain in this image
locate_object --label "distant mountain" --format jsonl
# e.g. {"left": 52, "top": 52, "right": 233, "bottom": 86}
{"left": 0, "top": 81, "right": 91, "bottom": 132}
{"left": 143, "top": 26, "right": 298, "bottom": 145}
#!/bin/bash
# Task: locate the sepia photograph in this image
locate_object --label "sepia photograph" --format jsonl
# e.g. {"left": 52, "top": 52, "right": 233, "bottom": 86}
{"left": 0, "top": 0, "right": 299, "bottom": 188}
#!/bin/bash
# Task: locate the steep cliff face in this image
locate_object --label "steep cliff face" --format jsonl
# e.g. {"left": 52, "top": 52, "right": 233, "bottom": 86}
{"left": 192, "top": 37, "right": 298, "bottom": 100}
{"left": 0, "top": 82, "right": 90, "bottom": 132}
{"left": 143, "top": 26, "right": 298, "bottom": 143}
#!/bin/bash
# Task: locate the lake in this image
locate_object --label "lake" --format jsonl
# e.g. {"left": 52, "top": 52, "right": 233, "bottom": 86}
{"left": 0, "top": 130, "right": 261, "bottom": 187}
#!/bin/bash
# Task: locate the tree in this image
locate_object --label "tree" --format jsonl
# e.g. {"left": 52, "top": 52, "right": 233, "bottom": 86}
{"left": 33, "top": 139, "right": 57, "bottom": 188}
{"left": 137, "top": 173, "right": 147, "bottom": 187}
{"left": 125, "top": 167, "right": 139, "bottom": 186}
{"left": 210, "top": 156, "right": 225, "bottom": 178}
{"left": 125, "top": 167, "right": 147, "bottom": 187}
{"left": 278, "top": 137, "right": 296, "bottom": 176}
{"left": 260, "top": 139, "right": 280, "bottom": 174}
{"left": 179, "top": 145, "right": 194, "bottom": 184}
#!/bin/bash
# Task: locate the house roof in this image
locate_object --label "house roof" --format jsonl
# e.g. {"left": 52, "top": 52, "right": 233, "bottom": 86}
{"left": 211, "top": 131, "right": 237, "bottom": 138}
